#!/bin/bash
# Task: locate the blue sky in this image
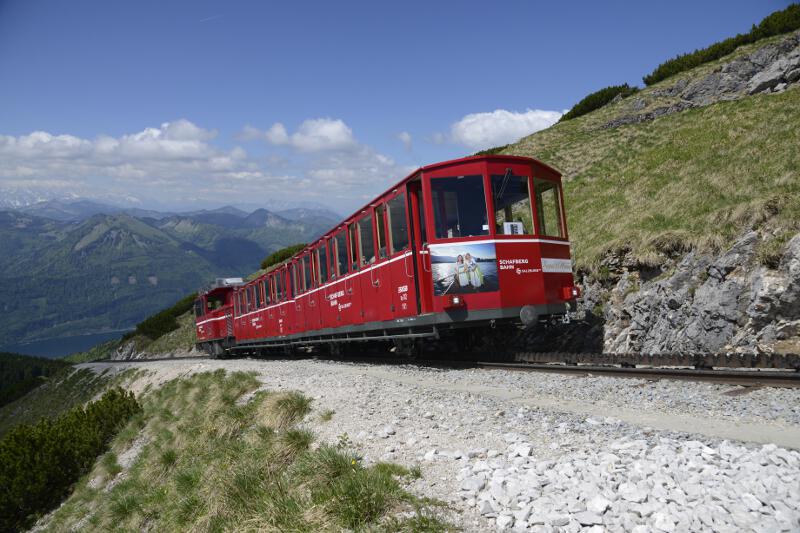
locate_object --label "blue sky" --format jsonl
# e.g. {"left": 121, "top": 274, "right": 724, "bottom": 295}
{"left": 0, "top": 0, "right": 790, "bottom": 213}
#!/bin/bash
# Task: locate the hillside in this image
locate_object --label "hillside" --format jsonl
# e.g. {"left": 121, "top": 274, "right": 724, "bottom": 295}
{"left": 502, "top": 31, "right": 799, "bottom": 272}
{"left": 506, "top": 30, "right": 800, "bottom": 355}
{"left": 0, "top": 207, "right": 336, "bottom": 350}
{"left": 27, "top": 369, "right": 447, "bottom": 532}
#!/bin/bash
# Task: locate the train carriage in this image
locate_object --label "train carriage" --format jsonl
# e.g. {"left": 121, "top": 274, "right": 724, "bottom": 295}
{"left": 195, "top": 155, "right": 579, "bottom": 357}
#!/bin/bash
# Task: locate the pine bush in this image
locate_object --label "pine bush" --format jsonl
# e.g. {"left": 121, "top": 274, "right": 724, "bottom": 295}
{"left": 643, "top": 4, "right": 800, "bottom": 85}
{"left": 0, "top": 387, "right": 141, "bottom": 532}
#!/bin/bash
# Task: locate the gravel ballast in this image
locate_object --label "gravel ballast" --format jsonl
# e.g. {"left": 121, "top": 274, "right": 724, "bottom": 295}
{"left": 84, "top": 358, "right": 800, "bottom": 532}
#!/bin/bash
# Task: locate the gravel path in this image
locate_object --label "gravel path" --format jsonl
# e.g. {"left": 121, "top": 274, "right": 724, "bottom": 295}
{"left": 84, "top": 358, "right": 800, "bottom": 532}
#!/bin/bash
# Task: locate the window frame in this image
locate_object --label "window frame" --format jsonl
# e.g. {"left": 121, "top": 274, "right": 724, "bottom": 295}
{"left": 428, "top": 174, "right": 490, "bottom": 241}
{"left": 375, "top": 204, "right": 388, "bottom": 259}
{"left": 357, "top": 211, "right": 376, "bottom": 266}
{"left": 386, "top": 190, "right": 410, "bottom": 256}
{"left": 491, "top": 172, "right": 534, "bottom": 236}
{"left": 532, "top": 177, "right": 566, "bottom": 239}
{"left": 347, "top": 222, "right": 359, "bottom": 272}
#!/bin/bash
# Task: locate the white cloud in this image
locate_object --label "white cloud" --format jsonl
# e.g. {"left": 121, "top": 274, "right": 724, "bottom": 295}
{"left": 397, "top": 131, "right": 412, "bottom": 151}
{"left": 0, "top": 118, "right": 409, "bottom": 211}
{"left": 242, "top": 118, "right": 357, "bottom": 152}
{"left": 449, "top": 108, "right": 562, "bottom": 150}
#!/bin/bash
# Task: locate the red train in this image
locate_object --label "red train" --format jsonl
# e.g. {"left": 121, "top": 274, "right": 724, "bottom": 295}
{"left": 195, "top": 155, "right": 579, "bottom": 357}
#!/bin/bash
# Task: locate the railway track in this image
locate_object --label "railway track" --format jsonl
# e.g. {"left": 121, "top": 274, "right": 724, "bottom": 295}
{"left": 91, "top": 352, "right": 800, "bottom": 387}
{"left": 474, "top": 361, "right": 800, "bottom": 388}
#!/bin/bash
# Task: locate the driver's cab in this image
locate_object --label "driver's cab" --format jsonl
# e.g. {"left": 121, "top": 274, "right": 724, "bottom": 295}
{"left": 415, "top": 155, "right": 572, "bottom": 317}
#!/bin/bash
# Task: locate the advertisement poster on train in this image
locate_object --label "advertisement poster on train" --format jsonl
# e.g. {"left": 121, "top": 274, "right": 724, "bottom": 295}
{"left": 429, "top": 242, "right": 499, "bottom": 296}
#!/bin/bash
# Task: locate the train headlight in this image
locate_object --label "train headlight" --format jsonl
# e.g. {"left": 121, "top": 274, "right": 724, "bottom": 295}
{"left": 447, "top": 295, "right": 465, "bottom": 307}
{"left": 561, "top": 286, "right": 581, "bottom": 300}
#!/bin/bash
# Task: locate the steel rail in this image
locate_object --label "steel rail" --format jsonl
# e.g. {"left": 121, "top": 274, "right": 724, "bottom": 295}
{"left": 475, "top": 361, "right": 800, "bottom": 387}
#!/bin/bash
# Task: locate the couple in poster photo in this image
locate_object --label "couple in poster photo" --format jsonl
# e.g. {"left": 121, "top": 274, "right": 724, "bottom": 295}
{"left": 453, "top": 253, "right": 484, "bottom": 290}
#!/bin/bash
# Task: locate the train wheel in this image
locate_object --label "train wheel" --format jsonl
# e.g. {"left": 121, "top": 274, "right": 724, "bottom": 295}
{"left": 393, "top": 338, "right": 421, "bottom": 359}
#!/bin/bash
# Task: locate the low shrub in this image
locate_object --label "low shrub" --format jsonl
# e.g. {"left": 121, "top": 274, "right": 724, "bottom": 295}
{"left": 559, "top": 84, "right": 640, "bottom": 122}
{"left": 0, "top": 352, "right": 70, "bottom": 408}
{"left": 643, "top": 4, "right": 800, "bottom": 85}
{"left": 0, "top": 387, "right": 141, "bottom": 531}
{"left": 259, "top": 243, "right": 307, "bottom": 271}
{"left": 124, "top": 293, "right": 197, "bottom": 341}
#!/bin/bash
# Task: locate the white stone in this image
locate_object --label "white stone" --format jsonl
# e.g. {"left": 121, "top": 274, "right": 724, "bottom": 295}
{"left": 549, "top": 514, "right": 570, "bottom": 527}
{"left": 741, "top": 493, "right": 762, "bottom": 511}
{"left": 587, "top": 495, "right": 612, "bottom": 514}
{"left": 461, "top": 475, "right": 486, "bottom": 492}
{"left": 619, "top": 482, "right": 648, "bottom": 503}
{"left": 574, "top": 511, "right": 603, "bottom": 525}
{"left": 423, "top": 449, "right": 437, "bottom": 461}
{"left": 496, "top": 515, "right": 514, "bottom": 529}
{"left": 652, "top": 512, "right": 676, "bottom": 532}
{"left": 479, "top": 499, "right": 496, "bottom": 515}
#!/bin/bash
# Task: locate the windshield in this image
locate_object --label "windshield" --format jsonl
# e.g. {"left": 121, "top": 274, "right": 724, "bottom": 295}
{"left": 430, "top": 175, "right": 489, "bottom": 239}
{"left": 492, "top": 173, "right": 533, "bottom": 235}
{"left": 534, "top": 178, "right": 564, "bottom": 237}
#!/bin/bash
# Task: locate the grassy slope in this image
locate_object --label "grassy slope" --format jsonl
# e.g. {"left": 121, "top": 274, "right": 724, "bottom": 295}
{"left": 0, "top": 367, "right": 131, "bottom": 437}
{"left": 41, "top": 371, "right": 447, "bottom": 532}
{"left": 505, "top": 36, "right": 799, "bottom": 272}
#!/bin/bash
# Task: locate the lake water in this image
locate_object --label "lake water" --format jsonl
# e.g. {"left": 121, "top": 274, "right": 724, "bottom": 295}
{"left": 432, "top": 261, "right": 499, "bottom": 295}
{"left": 0, "top": 330, "right": 131, "bottom": 359}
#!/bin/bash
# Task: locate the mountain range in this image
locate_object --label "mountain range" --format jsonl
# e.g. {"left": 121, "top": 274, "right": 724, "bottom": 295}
{"left": 0, "top": 199, "right": 339, "bottom": 346}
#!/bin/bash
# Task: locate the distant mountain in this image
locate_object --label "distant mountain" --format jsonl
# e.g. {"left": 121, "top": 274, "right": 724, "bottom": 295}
{"left": 20, "top": 199, "right": 124, "bottom": 221}
{"left": 0, "top": 204, "right": 339, "bottom": 346}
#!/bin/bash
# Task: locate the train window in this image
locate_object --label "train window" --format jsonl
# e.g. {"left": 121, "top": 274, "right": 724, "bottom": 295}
{"left": 358, "top": 214, "right": 376, "bottom": 265}
{"left": 256, "top": 282, "right": 263, "bottom": 308}
{"left": 375, "top": 205, "right": 388, "bottom": 259}
{"left": 249, "top": 286, "right": 256, "bottom": 311}
{"left": 318, "top": 244, "right": 329, "bottom": 282}
{"left": 264, "top": 279, "right": 271, "bottom": 305}
{"left": 302, "top": 256, "right": 312, "bottom": 291}
{"left": 289, "top": 265, "right": 296, "bottom": 297}
{"left": 334, "top": 231, "right": 347, "bottom": 277}
{"left": 195, "top": 299, "right": 204, "bottom": 318}
{"left": 430, "top": 175, "right": 488, "bottom": 239}
{"left": 348, "top": 224, "right": 359, "bottom": 271}
{"left": 492, "top": 173, "right": 533, "bottom": 235}
{"left": 388, "top": 193, "right": 409, "bottom": 253}
{"left": 534, "top": 178, "right": 564, "bottom": 238}
{"left": 276, "top": 271, "right": 283, "bottom": 301}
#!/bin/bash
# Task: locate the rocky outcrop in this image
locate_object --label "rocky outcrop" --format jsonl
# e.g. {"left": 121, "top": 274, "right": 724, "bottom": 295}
{"left": 563, "top": 232, "right": 800, "bottom": 355}
{"left": 603, "top": 31, "right": 800, "bottom": 129}
{"left": 111, "top": 339, "right": 201, "bottom": 360}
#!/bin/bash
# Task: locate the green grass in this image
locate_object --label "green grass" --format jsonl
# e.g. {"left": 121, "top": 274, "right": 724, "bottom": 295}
{"left": 63, "top": 338, "right": 123, "bottom": 363}
{"left": 506, "top": 83, "right": 800, "bottom": 273}
{"left": 40, "top": 371, "right": 449, "bottom": 532}
{"left": 0, "top": 368, "right": 104, "bottom": 436}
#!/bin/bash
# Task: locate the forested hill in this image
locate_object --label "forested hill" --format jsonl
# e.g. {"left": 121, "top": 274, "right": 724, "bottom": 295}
{"left": 0, "top": 206, "right": 337, "bottom": 348}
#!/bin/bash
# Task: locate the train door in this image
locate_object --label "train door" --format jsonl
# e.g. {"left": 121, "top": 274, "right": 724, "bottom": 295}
{"left": 261, "top": 276, "right": 274, "bottom": 337}
{"left": 326, "top": 228, "right": 350, "bottom": 327}
{"left": 302, "top": 252, "right": 320, "bottom": 333}
{"left": 313, "top": 243, "right": 328, "bottom": 330}
{"left": 276, "top": 266, "right": 290, "bottom": 336}
{"left": 293, "top": 256, "right": 305, "bottom": 333}
{"left": 373, "top": 203, "right": 394, "bottom": 321}
{"left": 408, "top": 179, "right": 433, "bottom": 314}
{"left": 345, "top": 222, "right": 363, "bottom": 325}
{"left": 386, "top": 187, "right": 419, "bottom": 318}
{"left": 355, "top": 208, "right": 384, "bottom": 323}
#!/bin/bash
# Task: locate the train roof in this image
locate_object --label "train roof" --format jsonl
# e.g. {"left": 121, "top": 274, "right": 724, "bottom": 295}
{"left": 230, "top": 154, "right": 560, "bottom": 292}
